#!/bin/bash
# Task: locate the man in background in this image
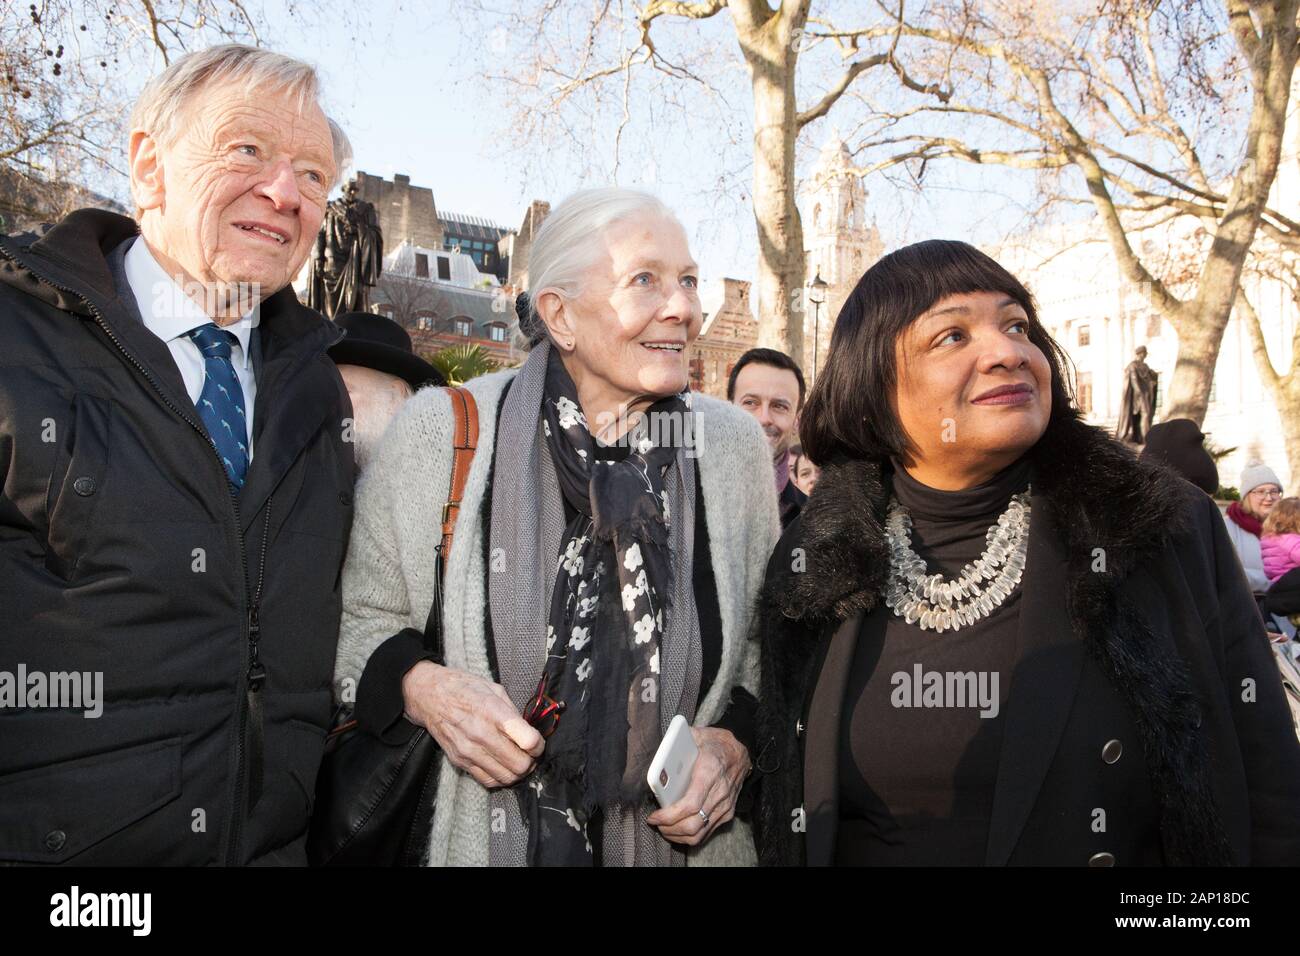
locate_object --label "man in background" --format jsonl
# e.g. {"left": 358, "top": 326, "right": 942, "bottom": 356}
{"left": 728, "top": 347, "right": 807, "bottom": 528}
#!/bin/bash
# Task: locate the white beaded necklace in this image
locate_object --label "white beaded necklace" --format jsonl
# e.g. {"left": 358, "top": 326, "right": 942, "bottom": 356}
{"left": 883, "top": 490, "right": 1031, "bottom": 633}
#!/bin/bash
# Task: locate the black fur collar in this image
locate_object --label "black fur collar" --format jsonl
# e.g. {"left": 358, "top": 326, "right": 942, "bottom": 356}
{"left": 769, "top": 416, "right": 1189, "bottom": 624}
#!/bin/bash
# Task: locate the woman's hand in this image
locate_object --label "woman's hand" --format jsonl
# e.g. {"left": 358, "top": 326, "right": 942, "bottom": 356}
{"left": 401, "top": 661, "right": 544, "bottom": 789}
{"left": 646, "top": 726, "right": 751, "bottom": 846}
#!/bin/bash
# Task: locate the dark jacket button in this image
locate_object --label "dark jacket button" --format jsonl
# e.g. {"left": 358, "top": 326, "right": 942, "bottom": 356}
{"left": 796, "top": 719, "right": 804, "bottom": 737}
{"left": 1102, "top": 739, "right": 1123, "bottom": 764}
{"left": 72, "top": 476, "right": 96, "bottom": 496}
{"left": 339, "top": 491, "right": 353, "bottom": 506}
{"left": 44, "top": 829, "right": 67, "bottom": 851}
{"left": 1088, "top": 851, "right": 1115, "bottom": 867}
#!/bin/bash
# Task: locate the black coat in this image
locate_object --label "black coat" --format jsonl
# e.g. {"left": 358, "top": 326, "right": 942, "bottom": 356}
{"left": 1265, "top": 567, "right": 1300, "bottom": 618}
{"left": 0, "top": 210, "right": 354, "bottom": 864}
{"left": 752, "top": 417, "right": 1300, "bottom": 866}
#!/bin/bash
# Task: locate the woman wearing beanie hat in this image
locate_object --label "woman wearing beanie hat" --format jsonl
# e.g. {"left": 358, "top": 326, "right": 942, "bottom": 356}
{"left": 1226, "top": 462, "right": 1284, "bottom": 593}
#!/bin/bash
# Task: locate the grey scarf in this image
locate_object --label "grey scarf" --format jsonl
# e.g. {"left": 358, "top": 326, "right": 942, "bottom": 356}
{"left": 488, "top": 342, "right": 701, "bottom": 866}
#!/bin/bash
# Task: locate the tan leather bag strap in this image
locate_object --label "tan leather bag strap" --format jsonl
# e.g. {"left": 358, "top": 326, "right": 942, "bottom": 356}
{"left": 440, "top": 386, "right": 480, "bottom": 560}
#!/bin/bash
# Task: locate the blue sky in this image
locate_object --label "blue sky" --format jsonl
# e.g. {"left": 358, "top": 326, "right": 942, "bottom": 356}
{"left": 35, "top": 0, "right": 1083, "bottom": 287}
{"left": 258, "top": 0, "right": 1045, "bottom": 286}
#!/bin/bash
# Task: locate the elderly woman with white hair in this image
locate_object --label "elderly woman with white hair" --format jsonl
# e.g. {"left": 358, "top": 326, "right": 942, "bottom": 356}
{"left": 334, "top": 188, "right": 781, "bottom": 866}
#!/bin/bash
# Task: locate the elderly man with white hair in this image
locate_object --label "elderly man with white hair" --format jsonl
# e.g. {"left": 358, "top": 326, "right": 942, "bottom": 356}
{"left": 0, "top": 45, "right": 356, "bottom": 864}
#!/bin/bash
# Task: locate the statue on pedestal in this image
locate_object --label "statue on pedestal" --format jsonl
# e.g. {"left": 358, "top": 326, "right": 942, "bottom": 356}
{"left": 307, "top": 178, "right": 384, "bottom": 319}
{"left": 1116, "top": 345, "right": 1158, "bottom": 444}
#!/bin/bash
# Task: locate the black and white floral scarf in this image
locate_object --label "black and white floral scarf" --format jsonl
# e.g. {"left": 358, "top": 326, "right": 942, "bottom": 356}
{"left": 517, "top": 345, "right": 691, "bottom": 866}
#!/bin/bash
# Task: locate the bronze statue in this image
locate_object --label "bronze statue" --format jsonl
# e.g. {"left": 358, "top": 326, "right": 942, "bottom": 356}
{"left": 1116, "top": 345, "right": 1158, "bottom": 444}
{"left": 307, "top": 178, "right": 384, "bottom": 318}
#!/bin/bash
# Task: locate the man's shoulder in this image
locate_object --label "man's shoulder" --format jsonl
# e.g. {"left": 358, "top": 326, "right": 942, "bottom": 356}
{"left": 0, "top": 208, "right": 135, "bottom": 316}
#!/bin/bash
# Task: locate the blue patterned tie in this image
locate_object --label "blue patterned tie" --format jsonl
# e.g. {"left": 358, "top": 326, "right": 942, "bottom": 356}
{"left": 188, "top": 323, "right": 249, "bottom": 488}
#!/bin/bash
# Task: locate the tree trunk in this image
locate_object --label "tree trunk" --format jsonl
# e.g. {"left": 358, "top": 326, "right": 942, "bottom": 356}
{"left": 1274, "top": 379, "right": 1300, "bottom": 488}
{"left": 1239, "top": 290, "right": 1300, "bottom": 487}
{"left": 1161, "top": 1, "right": 1299, "bottom": 424}
{"left": 732, "top": 0, "right": 808, "bottom": 359}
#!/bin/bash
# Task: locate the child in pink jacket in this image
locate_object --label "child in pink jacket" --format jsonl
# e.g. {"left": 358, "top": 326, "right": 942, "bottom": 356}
{"left": 1261, "top": 497, "right": 1300, "bottom": 583}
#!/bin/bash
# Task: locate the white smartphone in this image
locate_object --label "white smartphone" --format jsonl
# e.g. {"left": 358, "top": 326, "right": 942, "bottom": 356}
{"left": 647, "top": 714, "right": 699, "bottom": 809}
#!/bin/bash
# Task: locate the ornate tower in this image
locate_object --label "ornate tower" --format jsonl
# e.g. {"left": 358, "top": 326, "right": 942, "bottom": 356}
{"left": 798, "top": 130, "right": 884, "bottom": 381}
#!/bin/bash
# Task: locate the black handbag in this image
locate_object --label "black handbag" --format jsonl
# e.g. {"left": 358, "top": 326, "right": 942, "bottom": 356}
{"left": 307, "top": 386, "right": 480, "bottom": 866}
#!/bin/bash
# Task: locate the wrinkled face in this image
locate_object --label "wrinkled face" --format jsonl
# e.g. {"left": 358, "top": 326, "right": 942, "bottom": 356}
{"left": 1245, "top": 483, "right": 1282, "bottom": 519}
{"left": 132, "top": 81, "right": 336, "bottom": 299}
{"left": 732, "top": 362, "right": 801, "bottom": 459}
{"left": 544, "top": 213, "right": 702, "bottom": 415}
{"left": 893, "top": 290, "right": 1052, "bottom": 486}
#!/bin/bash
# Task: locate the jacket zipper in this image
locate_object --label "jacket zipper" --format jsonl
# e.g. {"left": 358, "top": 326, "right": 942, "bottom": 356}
{"left": 0, "top": 240, "right": 265, "bottom": 865}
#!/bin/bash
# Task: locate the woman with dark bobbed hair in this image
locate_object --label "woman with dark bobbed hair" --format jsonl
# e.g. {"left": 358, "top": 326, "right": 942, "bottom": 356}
{"left": 752, "top": 239, "right": 1300, "bottom": 866}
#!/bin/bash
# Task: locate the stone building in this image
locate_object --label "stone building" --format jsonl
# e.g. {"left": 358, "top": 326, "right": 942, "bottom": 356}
{"left": 439, "top": 211, "right": 512, "bottom": 284}
{"left": 353, "top": 172, "right": 444, "bottom": 252}
{"left": 797, "top": 131, "right": 885, "bottom": 382}
{"left": 338, "top": 172, "right": 533, "bottom": 366}
{"left": 372, "top": 239, "right": 514, "bottom": 365}
{"left": 501, "top": 200, "right": 551, "bottom": 291}
{"left": 691, "top": 278, "right": 760, "bottom": 398}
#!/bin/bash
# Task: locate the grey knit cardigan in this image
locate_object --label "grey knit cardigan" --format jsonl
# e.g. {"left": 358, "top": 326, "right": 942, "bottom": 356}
{"left": 333, "top": 369, "right": 782, "bottom": 866}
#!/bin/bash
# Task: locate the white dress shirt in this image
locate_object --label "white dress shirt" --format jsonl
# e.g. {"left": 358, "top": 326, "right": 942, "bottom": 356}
{"left": 123, "top": 237, "right": 259, "bottom": 458}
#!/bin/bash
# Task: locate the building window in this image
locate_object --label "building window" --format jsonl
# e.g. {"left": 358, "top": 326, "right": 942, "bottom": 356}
{"left": 1077, "top": 371, "right": 1093, "bottom": 414}
{"left": 454, "top": 318, "right": 473, "bottom": 337}
{"left": 414, "top": 310, "right": 435, "bottom": 331}
{"left": 1146, "top": 313, "right": 1162, "bottom": 338}
{"left": 415, "top": 253, "right": 429, "bottom": 278}
{"left": 1077, "top": 324, "right": 1090, "bottom": 347}
{"left": 488, "top": 324, "right": 506, "bottom": 342}
{"left": 436, "top": 256, "right": 451, "bottom": 281}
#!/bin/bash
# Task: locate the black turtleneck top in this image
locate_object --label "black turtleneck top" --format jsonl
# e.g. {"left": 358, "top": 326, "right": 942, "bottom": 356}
{"left": 834, "top": 457, "right": 1032, "bottom": 866}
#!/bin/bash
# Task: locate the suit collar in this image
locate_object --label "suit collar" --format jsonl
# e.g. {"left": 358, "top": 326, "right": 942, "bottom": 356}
{"left": 121, "top": 236, "right": 260, "bottom": 368}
